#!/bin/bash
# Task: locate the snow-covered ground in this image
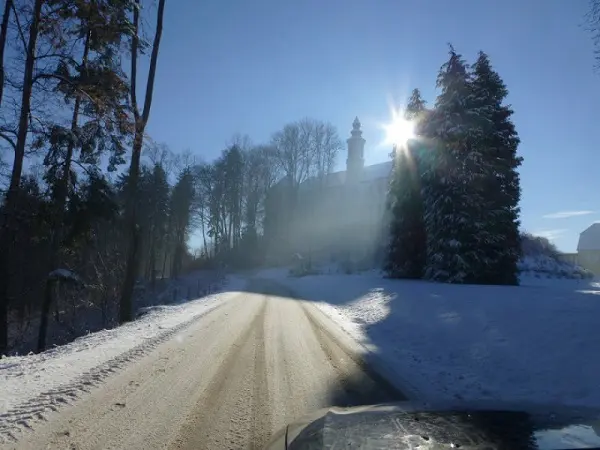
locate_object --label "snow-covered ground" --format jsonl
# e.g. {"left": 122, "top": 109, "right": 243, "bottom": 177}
{"left": 260, "top": 268, "right": 600, "bottom": 408}
{"left": 0, "top": 276, "right": 244, "bottom": 418}
{"left": 3, "top": 261, "right": 598, "bottom": 434}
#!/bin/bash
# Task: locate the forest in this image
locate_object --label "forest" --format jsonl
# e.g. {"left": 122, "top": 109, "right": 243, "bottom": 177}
{"left": 0, "top": 1, "right": 348, "bottom": 354}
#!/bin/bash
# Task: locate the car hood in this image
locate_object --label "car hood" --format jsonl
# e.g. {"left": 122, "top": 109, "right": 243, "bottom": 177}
{"left": 265, "top": 401, "right": 600, "bottom": 449}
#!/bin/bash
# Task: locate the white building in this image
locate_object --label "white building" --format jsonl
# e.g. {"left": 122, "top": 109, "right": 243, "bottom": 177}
{"left": 577, "top": 223, "right": 600, "bottom": 274}
{"left": 267, "top": 117, "right": 392, "bottom": 265}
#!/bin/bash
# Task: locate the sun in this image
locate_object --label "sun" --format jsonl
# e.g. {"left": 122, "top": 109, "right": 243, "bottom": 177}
{"left": 383, "top": 110, "right": 416, "bottom": 147}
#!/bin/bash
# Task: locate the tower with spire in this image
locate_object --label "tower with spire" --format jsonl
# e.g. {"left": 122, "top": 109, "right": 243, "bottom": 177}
{"left": 346, "top": 117, "right": 365, "bottom": 182}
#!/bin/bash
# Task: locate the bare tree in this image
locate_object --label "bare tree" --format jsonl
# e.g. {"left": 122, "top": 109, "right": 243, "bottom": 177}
{"left": 192, "top": 163, "right": 210, "bottom": 256}
{"left": 271, "top": 118, "right": 342, "bottom": 189}
{"left": 0, "top": 0, "right": 43, "bottom": 353}
{"left": 310, "top": 120, "right": 342, "bottom": 181}
{"left": 0, "top": 0, "right": 13, "bottom": 107}
{"left": 144, "top": 139, "right": 179, "bottom": 179}
{"left": 243, "top": 144, "right": 279, "bottom": 234}
{"left": 264, "top": 118, "right": 342, "bottom": 264}
{"left": 271, "top": 122, "right": 310, "bottom": 189}
{"left": 119, "top": 0, "right": 166, "bottom": 323}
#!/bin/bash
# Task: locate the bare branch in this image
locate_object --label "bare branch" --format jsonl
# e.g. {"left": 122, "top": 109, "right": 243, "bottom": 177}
{"left": 10, "top": 0, "right": 27, "bottom": 54}
{"left": 0, "top": 131, "right": 16, "bottom": 150}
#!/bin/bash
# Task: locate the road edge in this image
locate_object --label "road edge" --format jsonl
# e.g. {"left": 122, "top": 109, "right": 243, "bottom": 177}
{"left": 252, "top": 277, "right": 422, "bottom": 401}
{"left": 300, "top": 299, "right": 421, "bottom": 401}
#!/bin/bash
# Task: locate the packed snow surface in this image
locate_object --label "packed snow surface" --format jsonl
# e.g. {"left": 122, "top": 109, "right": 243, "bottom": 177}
{"left": 261, "top": 269, "right": 600, "bottom": 407}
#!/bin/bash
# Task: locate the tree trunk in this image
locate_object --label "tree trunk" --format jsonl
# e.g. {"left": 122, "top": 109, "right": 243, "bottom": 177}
{"left": 119, "top": 0, "right": 166, "bottom": 323}
{"left": 171, "top": 243, "right": 177, "bottom": 279}
{"left": 119, "top": 130, "right": 143, "bottom": 323}
{"left": 150, "top": 235, "right": 156, "bottom": 290}
{"left": 0, "top": 0, "right": 13, "bottom": 107}
{"left": 37, "top": 279, "right": 55, "bottom": 351}
{"left": 161, "top": 241, "right": 168, "bottom": 278}
{"left": 0, "top": 0, "right": 43, "bottom": 353}
{"left": 201, "top": 214, "right": 207, "bottom": 254}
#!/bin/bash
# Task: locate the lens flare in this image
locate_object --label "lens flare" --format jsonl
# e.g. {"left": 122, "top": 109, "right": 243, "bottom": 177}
{"left": 383, "top": 109, "right": 415, "bottom": 148}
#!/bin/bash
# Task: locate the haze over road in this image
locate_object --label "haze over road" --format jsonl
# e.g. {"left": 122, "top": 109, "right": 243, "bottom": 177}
{"left": 4, "top": 279, "right": 404, "bottom": 450}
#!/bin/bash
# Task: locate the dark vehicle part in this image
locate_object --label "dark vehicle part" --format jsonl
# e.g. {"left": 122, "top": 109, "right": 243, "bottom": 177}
{"left": 265, "top": 401, "right": 600, "bottom": 449}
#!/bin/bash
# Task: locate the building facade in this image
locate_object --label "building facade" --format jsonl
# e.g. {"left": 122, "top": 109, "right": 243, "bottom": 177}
{"left": 266, "top": 117, "right": 392, "bottom": 266}
{"left": 576, "top": 223, "right": 600, "bottom": 275}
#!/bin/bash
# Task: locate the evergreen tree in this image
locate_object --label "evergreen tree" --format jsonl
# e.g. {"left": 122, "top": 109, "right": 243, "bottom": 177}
{"left": 65, "top": 171, "right": 119, "bottom": 245}
{"left": 385, "top": 89, "right": 427, "bottom": 279}
{"left": 423, "top": 46, "right": 492, "bottom": 283}
{"left": 470, "top": 51, "right": 522, "bottom": 284}
{"left": 169, "top": 168, "right": 195, "bottom": 278}
{"left": 222, "top": 145, "right": 244, "bottom": 250}
{"left": 37, "top": 0, "right": 133, "bottom": 351}
{"left": 137, "top": 163, "right": 170, "bottom": 284}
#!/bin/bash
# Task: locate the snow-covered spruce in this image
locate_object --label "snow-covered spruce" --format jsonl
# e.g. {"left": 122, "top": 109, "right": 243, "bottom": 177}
{"left": 421, "top": 47, "right": 521, "bottom": 285}
{"left": 423, "top": 47, "right": 495, "bottom": 283}
{"left": 385, "top": 89, "right": 428, "bottom": 279}
{"left": 468, "top": 51, "right": 522, "bottom": 285}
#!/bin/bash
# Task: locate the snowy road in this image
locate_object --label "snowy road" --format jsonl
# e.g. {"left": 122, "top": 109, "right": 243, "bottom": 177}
{"left": 4, "top": 279, "right": 404, "bottom": 450}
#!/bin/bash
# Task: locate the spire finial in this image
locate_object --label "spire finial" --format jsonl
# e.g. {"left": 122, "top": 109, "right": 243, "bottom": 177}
{"left": 351, "top": 117, "right": 362, "bottom": 138}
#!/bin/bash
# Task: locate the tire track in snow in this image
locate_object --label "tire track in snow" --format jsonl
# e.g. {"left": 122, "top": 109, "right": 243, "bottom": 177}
{"left": 168, "top": 298, "right": 268, "bottom": 449}
{"left": 251, "top": 298, "right": 271, "bottom": 449}
{"left": 0, "top": 302, "right": 226, "bottom": 443}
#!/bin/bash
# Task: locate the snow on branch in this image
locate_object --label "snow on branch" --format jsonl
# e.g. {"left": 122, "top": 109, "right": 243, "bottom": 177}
{"left": 48, "top": 269, "right": 84, "bottom": 286}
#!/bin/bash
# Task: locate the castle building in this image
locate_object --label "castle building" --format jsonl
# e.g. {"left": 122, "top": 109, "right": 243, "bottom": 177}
{"left": 266, "top": 117, "right": 392, "bottom": 265}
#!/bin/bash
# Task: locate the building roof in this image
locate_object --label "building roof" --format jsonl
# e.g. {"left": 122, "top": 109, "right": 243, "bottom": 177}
{"left": 577, "top": 223, "right": 600, "bottom": 251}
{"left": 301, "top": 161, "right": 393, "bottom": 189}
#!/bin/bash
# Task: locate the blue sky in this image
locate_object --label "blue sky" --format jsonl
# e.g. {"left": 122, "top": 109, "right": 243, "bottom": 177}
{"left": 144, "top": 0, "right": 600, "bottom": 253}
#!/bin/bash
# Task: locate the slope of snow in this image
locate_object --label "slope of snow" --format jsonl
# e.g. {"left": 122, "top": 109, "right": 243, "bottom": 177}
{"left": 519, "top": 232, "right": 593, "bottom": 279}
{"left": 261, "top": 269, "right": 600, "bottom": 407}
{"left": 518, "top": 255, "right": 593, "bottom": 280}
{"left": 0, "top": 276, "right": 244, "bottom": 420}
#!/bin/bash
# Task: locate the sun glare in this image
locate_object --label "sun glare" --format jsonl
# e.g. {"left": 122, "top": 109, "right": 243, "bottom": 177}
{"left": 383, "top": 110, "right": 416, "bottom": 148}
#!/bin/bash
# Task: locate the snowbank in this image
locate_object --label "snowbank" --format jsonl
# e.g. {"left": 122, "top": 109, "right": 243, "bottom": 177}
{"left": 261, "top": 269, "right": 600, "bottom": 407}
{"left": 519, "top": 233, "right": 592, "bottom": 279}
{"left": 518, "top": 255, "right": 593, "bottom": 280}
{"left": 0, "top": 276, "right": 244, "bottom": 423}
